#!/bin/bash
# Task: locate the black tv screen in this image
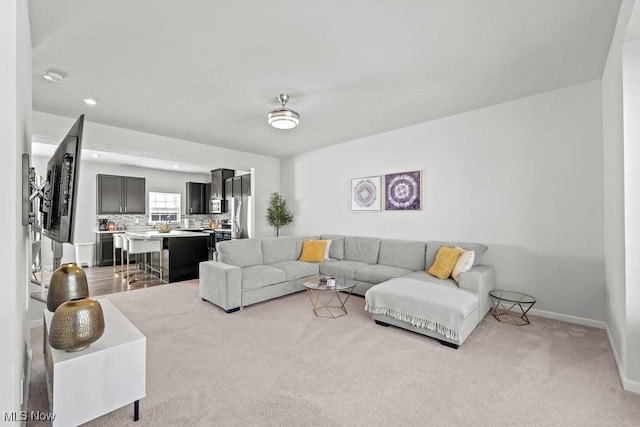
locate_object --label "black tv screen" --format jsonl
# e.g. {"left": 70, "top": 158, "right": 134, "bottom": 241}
{"left": 41, "top": 115, "right": 84, "bottom": 244}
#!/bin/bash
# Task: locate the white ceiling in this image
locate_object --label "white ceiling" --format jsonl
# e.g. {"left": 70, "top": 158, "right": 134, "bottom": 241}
{"left": 31, "top": 141, "right": 214, "bottom": 175}
{"left": 29, "top": 0, "right": 622, "bottom": 159}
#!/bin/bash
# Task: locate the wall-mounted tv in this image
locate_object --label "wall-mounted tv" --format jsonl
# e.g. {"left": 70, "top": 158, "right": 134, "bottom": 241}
{"left": 40, "top": 115, "right": 84, "bottom": 244}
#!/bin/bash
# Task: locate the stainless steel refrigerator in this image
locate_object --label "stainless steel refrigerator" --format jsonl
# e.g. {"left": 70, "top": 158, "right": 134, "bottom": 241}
{"left": 230, "top": 195, "right": 251, "bottom": 239}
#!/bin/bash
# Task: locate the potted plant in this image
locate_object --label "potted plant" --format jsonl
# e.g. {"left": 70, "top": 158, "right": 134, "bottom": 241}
{"left": 267, "top": 192, "right": 293, "bottom": 237}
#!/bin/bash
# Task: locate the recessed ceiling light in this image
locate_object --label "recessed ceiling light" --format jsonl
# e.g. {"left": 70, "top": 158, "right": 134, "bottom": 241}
{"left": 82, "top": 98, "right": 99, "bottom": 106}
{"left": 42, "top": 71, "right": 64, "bottom": 83}
{"left": 173, "top": 164, "right": 180, "bottom": 168}
{"left": 91, "top": 154, "right": 101, "bottom": 158}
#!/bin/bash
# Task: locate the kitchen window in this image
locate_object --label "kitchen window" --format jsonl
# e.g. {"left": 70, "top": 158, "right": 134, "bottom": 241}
{"left": 149, "top": 192, "right": 181, "bottom": 223}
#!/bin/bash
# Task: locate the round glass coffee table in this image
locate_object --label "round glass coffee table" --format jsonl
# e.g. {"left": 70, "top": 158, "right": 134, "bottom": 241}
{"left": 303, "top": 276, "right": 356, "bottom": 319}
{"left": 489, "top": 290, "right": 536, "bottom": 326}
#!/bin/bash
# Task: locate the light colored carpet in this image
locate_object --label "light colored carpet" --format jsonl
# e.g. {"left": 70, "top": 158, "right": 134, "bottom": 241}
{"left": 27, "top": 281, "right": 640, "bottom": 426}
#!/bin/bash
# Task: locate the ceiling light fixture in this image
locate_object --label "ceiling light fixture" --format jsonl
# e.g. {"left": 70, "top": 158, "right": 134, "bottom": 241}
{"left": 91, "top": 154, "right": 101, "bottom": 158}
{"left": 268, "top": 94, "right": 300, "bottom": 130}
{"left": 42, "top": 71, "right": 64, "bottom": 83}
{"left": 82, "top": 98, "right": 99, "bottom": 106}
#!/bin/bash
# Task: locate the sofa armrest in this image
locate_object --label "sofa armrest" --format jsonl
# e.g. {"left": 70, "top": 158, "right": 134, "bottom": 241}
{"left": 199, "top": 261, "right": 242, "bottom": 312}
{"left": 458, "top": 265, "right": 495, "bottom": 315}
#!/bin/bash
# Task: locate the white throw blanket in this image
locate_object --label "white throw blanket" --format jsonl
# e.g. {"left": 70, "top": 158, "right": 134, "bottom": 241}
{"left": 364, "top": 277, "right": 478, "bottom": 342}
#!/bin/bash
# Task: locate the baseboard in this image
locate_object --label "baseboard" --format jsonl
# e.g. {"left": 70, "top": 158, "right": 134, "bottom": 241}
{"left": 605, "top": 324, "right": 640, "bottom": 394}
{"left": 528, "top": 308, "right": 605, "bottom": 329}
{"left": 623, "top": 377, "right": 640, "bottom": 394}
{"left": 30, "top": 318, "right": 43, "bottom": 328}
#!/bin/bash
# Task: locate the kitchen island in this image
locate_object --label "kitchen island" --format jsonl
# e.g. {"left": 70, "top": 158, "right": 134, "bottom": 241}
{"left": 125, "top": 230, "right": 208, "bottom": 283}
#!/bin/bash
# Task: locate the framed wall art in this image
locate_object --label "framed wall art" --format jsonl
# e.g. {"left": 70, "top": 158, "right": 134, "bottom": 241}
{"left": 384, "top": 170, "right": 422, "bottom": 211}
{"left": 351, "top": 176, "right": 381, "bottom": 211}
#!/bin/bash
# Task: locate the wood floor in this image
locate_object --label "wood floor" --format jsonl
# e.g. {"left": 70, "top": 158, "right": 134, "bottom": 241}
{"left": 35, "top": 263, "right": 166, "bottom": 298}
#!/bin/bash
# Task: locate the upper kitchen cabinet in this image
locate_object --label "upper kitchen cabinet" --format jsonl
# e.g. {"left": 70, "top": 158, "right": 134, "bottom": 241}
{"left": 231, "top": 176, "right": 242, "bottom": 197}
{"left": 241, "top": 174, "right": 251, "bottom": 196}
{"left": 210, "top": 168, "right": 234, "bottom": 199}
{"left": 97, "top": 174, "right": 146, "bottom": 214}
{"left": 224, "top": 179, "right": 232, "bottom": 201}
{"left": 186, "top": 182, "right": 210, "bottom": 214}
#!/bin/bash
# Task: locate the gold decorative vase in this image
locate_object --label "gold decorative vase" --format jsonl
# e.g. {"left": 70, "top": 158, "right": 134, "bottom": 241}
{"left": 47, "top": 262, "right": 89, "bottom": 312}
{"left": 49, "top": 298, "right": 105, "bottom": 352}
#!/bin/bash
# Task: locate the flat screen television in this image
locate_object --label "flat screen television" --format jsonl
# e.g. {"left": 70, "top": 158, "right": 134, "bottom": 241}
{"left": 40, "top": 115, "right": 84, "bottom": 244}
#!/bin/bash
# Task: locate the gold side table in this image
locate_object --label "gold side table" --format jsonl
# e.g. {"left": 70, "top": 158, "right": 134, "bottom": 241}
{"left": 489, "top": 290, "right": 536, "bottom": 326}
{"left": 303, "top": 276, "right": 355, "bottom": 319}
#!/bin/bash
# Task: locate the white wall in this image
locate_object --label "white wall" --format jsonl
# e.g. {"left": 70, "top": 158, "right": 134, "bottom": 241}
{"left": 281, "top": 80, "right": 605, "bottom": 322}
{"left": 32, "top": 111, "right": 281, "bottom": 238}
{"left": 0, "top": 0, "right": 32, "bottom": 418}
{"left": 602, "top": 2, "right": 629, "bottom": 378}
{"left": 623, "top": 38, "right": 640, "bottom": 383}
{"left": 602, "top": 0, "right": 640, "bottom": 393}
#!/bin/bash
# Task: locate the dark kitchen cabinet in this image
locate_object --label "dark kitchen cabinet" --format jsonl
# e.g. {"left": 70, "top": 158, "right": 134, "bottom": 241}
{"left": 210, "top": 168, "right": 234, "bottom": 199}
{"left": 241, "top": 174, "right": 251, "bottom": 196}
{"left": 96, "top": 232, "right": 122, "bottom": 267}
{"left": 224, "top": 179, "right": 232, "bottom": 201}
{"left": 124, "top": 177, "right": 146, "bottom": 213}
{"left": 97, "top": 174, "right": 146, "bottom": 214}
{"left": 232, "top": 176, "right": 242, "bottom": 197}
{"left": 97, "top": 175, "right": 122, "bottom": 214}
{"left": 186, "top": 182, "right": 210, "bottom": 214}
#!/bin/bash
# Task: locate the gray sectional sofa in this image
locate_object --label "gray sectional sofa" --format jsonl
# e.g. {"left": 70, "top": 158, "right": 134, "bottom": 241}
{"left": 199, "top": 235, "right": 495, "bottom": 347}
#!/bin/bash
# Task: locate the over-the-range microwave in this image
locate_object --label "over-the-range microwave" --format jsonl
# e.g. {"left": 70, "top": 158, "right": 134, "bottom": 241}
{"left": 210, "top": 198, "right": 223, "bottom": 214}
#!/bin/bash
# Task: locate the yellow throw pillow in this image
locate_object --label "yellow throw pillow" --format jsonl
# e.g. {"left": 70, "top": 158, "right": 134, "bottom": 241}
{"left": 299, "top": 240, "right": 328, "bottom": 263}
{"left": 427, "top": 246, "right": 462, "bottom": 280}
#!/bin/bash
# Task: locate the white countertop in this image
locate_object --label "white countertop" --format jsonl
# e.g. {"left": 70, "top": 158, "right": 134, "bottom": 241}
{"left": 124, "top": 230, "right": 208, "bottom": 238}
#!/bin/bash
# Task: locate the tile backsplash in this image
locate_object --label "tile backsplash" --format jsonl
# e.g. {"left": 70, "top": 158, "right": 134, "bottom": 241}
{"left": 96, "top": 213, "right": 230, "bottom": 230}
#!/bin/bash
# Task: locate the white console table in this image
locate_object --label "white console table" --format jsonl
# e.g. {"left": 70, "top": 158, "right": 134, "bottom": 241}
{"left": 43, "top": 299, "right": 146, "bottom": 426}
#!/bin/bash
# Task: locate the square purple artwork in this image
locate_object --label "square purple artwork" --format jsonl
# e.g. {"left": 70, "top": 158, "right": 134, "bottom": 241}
{"left": 384, "top": 170, "right": 422, "bottom": 211}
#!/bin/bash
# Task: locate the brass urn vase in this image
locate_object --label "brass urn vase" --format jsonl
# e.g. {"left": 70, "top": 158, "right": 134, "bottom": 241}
{"left": 46, "top": 262, "right": 89, "bottom": 312}
{"left": 49, "top": 298, "right": 105, "bottom": 352}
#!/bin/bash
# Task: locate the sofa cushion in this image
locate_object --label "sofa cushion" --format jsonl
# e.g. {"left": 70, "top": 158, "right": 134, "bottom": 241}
{"left": 364, "top": 278, "right": 479, "bottom": 342}
{"left": 402, "top": 271, "right": 459, "bottom": 289}
{"left": 426, "top": 241, "right": 488, "bottom": 268}
{"left": 378, "top": 239, "right": 426, "bottom": 271}
{"left": 321, "top": 235, "right": 345, "bottom": 260}
{"left": 261, "top": 237, "right": 297, "bottom": 264}
{"left": 269, "top": 261, "right": 320, "bottom": 281}
{"left": 354, "top": 264, "right": 413, "bottom": 284}
{"left": 217, "top": 238, "right": 263, "bottom": 268}
{"left": 320, "top": 260, "right": 370, "bottom": 280}
{"left": 344, "top": 236, "right": 381, "bottom": 264}
{"left": 241, "top": 265, "right": 286, "bottom": 290}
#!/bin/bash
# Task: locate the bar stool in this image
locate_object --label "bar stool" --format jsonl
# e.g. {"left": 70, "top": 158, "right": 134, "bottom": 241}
{"left": 126, "top": 237, "right": 164, "bottom": 285}
{"left": 113, "top": 234, "right": 127, "bottom": 278}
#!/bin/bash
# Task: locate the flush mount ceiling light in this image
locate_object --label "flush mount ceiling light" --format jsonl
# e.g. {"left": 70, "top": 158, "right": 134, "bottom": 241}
{"left": 268, "top": 94, "right": 300, "bottom": 130}
{"left": 42, "top": 71, "right": 64, "bottom": 83}
{"left": 82, "top": 98, "right": 99, "bottom": 106}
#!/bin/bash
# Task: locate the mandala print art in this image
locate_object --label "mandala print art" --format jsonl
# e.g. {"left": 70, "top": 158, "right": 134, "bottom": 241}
{"left": 353, "top": 179, "right": 377, "bottom": 208}
{"left": 385, "top": 171, "right": 421, "bottom": 210}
